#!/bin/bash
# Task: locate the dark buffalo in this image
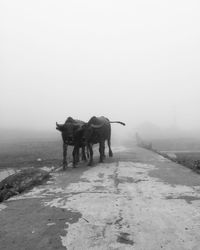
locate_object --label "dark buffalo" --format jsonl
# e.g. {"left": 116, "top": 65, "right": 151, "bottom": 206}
{"left": 56, "top": 117, "right": 87, "bottom": 169}
{"left": 82, "top": 116, "right": 125, "bottom": 166}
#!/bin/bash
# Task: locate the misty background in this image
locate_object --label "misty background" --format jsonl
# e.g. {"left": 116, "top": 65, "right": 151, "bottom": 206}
{"left": 1, "top": 0, "right": 200, "bottom": 144}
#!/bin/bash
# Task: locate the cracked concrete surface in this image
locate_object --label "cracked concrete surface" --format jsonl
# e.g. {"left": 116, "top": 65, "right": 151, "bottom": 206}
{"left": 45, "top": 160, "right": 200, "bottom": 250}
{"left": 1, "top": 146, "right": 200, "bottom": 249}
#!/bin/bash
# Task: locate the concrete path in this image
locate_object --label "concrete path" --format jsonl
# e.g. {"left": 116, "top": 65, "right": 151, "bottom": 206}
{"left": 1, "top": 146, "right": 200, "bottom": 250}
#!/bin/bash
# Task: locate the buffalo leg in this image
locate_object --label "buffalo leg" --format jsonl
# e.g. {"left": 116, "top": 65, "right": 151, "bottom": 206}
{"left": 72, "top": 147, "right": 77, "bottom": 167}
{"left": 63, "top": 143, "right": 68, "bottom": 170}
{"left": 87, "top": 143, "right": 93, "bottom": 166}
{"left": 76, "top": 148, "right": 80, "bottom": 163}
{"left": 86, "top": 146, "right": 90, "bottom": 158}
{"left": 99, "top": 141, "right": 105, "bottom": 158}
{"left": 103, "top": 141, "right": 105, "bottom": 158}
{"left": 82, "top": 146, "right": 87, "bottom": 161}
{"left": 99, "top": 141, "right": 104, "bottom": 163}
{"left": 107, "top": 139, "right": 113, "bottom": 157}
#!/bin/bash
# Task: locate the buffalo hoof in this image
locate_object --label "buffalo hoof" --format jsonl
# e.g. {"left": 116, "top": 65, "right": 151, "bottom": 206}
{"left": 63, "top": 165, "right": 67, "bottom": 171}
{"left": 109, "top": 151, "right": 113, "bottom": 157}
{"left": 63, "top": 162, "right": 67, "bottom": 170}
{"left": 72, "top": 162, "right": 77, "bottom": 168}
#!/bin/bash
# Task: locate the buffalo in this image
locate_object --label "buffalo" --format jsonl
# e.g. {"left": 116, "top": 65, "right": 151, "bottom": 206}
{"left": 56, "top": 117, "right": 87, "bottom": 169}
{"left": 82, "top": 116, "right": 125, "bottom": 166}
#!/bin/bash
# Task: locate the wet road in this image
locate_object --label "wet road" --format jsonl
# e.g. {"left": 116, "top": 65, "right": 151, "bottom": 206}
{"left": 1, "top": 145, "right": 200, "bottom": 250}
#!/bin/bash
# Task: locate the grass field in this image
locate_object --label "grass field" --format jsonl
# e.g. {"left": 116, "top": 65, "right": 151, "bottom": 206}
{"left": 173, "top": 152, "right": 200, "bottom": 172}
{"left": 0, "top": 139, "right": 67, "bottom": 170}
{"left": 149, "top": 138, "right": 200, "bottom": 173}
{"left": 2, "top": 132, "right": 200, "bottom": 175}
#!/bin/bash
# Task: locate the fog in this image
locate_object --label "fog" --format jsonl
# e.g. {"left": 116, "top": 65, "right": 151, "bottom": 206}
{"left": 1, "top": 0, "right": 200, "bottom": 139}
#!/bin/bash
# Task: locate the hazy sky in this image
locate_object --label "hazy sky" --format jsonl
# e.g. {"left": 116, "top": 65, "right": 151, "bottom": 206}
{"left": 1, "top": 0, "right": 200, "bottom": 132}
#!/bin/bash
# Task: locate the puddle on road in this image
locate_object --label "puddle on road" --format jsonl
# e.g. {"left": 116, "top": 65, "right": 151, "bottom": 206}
{"left": 117, "top": 232, "right": 134, "bottom": 245}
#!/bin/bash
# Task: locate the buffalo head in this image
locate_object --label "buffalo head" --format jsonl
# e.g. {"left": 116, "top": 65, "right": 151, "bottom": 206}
{"left": 81, "top": 122, "right": 104, "bottom": 145}
{"left": 56, "top": 121, "right": 82, "bottom": 144}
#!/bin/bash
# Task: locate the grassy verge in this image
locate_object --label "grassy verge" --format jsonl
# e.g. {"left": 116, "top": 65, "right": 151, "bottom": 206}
{"left": 140, "top": 144, "right": 200, "bottom": 174}
{"left": 0, "top": 168, "right": 50, "bottom": 202}
{"left": 0, "top": 139, "right": 72, "bottom": 170}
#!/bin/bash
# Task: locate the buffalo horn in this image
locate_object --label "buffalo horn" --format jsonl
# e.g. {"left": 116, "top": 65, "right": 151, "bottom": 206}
{"left": 56, "top": 122, "right": 63, "bottom": 128}
{"left": 91, "top": 123, "right": 104, "bottom": 128}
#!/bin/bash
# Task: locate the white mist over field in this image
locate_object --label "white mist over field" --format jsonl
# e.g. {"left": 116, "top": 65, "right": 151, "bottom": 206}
{"left": 1, "top": 0, "right": 200, "bottom": 140}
